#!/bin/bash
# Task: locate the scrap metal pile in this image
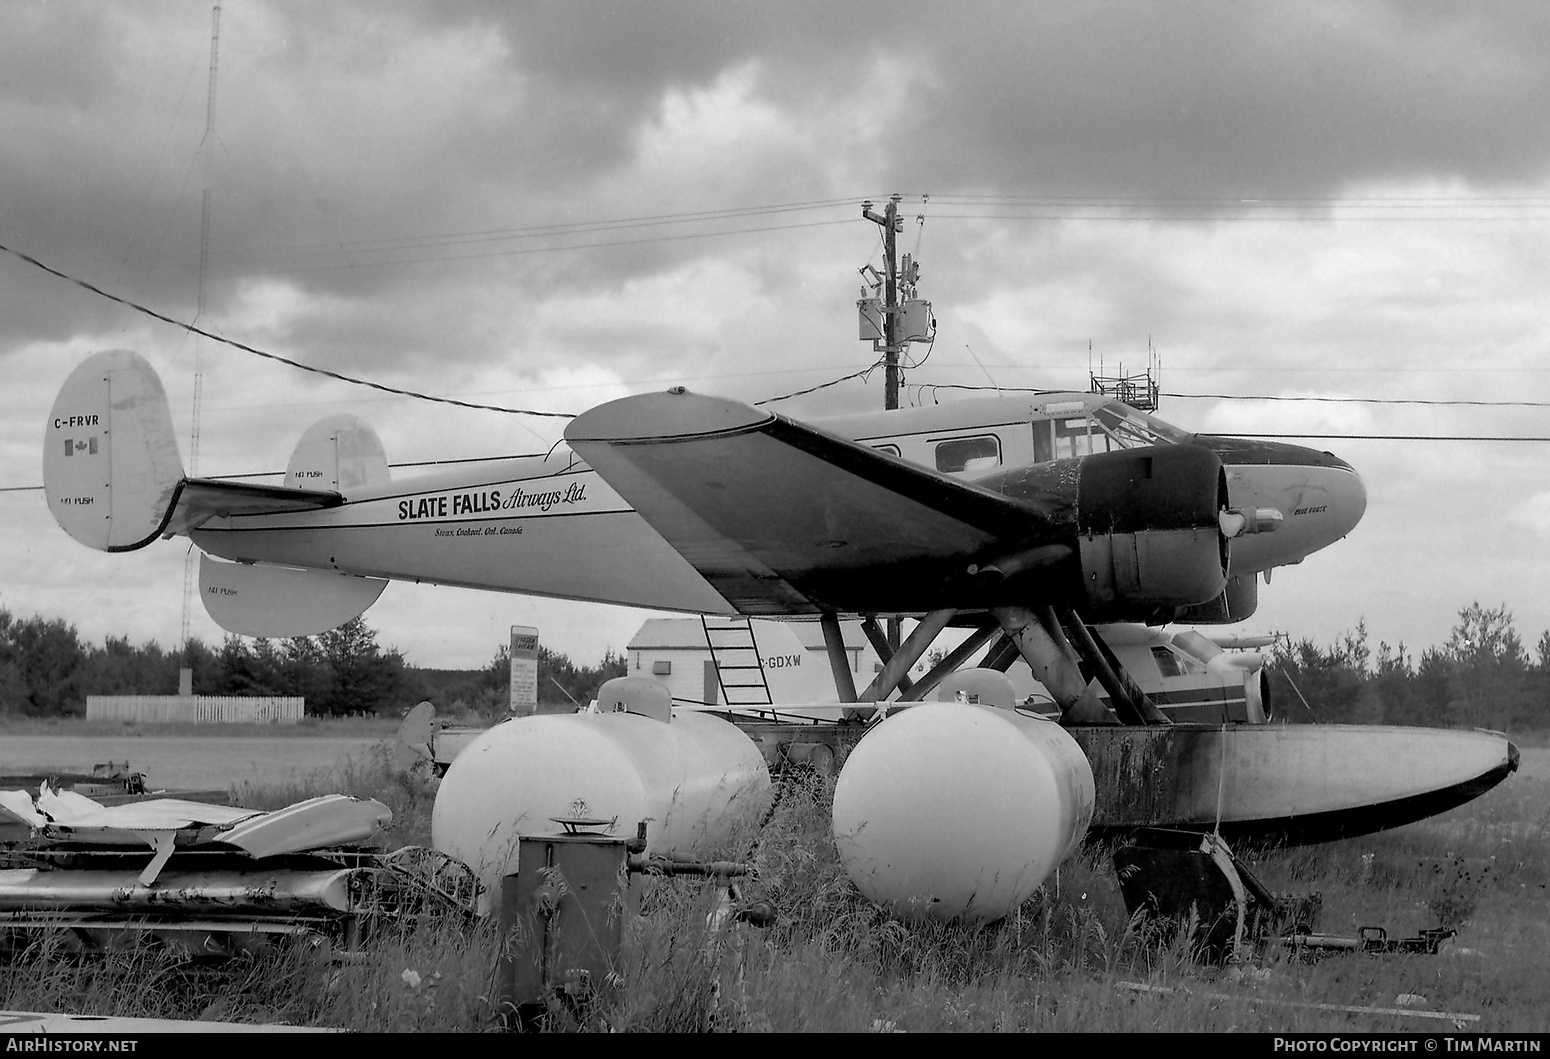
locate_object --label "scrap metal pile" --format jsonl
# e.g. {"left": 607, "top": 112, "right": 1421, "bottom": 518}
{"left": 1113, "top": 828, "right": 1454, "bottom": 964}
{"left": 0, "top": 786, "right": 479, "bottom": 961}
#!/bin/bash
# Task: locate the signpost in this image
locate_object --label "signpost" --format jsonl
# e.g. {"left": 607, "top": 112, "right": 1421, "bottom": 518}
{"left": 510, "top": 625, "right": 538, "bottom": 714}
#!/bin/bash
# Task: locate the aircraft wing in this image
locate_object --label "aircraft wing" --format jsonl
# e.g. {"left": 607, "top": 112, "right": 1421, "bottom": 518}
{"left": 159, "top": 478, "right": 343, "bottom": 540}
{"left": 565, "top": 390, "right": 1070, "bottom": 615}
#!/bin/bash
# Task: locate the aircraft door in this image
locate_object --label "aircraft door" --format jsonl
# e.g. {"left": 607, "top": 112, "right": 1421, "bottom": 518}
{"left": 1033, "top": 420, "right": 1054, "bottom": 463}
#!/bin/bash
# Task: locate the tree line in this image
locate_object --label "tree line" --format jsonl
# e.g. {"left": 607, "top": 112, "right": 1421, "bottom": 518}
{"left": 3, "top": 601, "right": 1546, "bottom": 727}
{"left": 0, "top": 608, "right": 624, "bottom": 719}
{"left": 1269, "top": 603, "right": 1550, "bottom": 731}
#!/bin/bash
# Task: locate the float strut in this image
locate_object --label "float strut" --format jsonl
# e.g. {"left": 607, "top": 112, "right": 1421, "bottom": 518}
{"left": 991, "top": 606, "right": 1114, "bottom": 725}
{"left": 820, "top": 611, "right": 858, "bottom": 703}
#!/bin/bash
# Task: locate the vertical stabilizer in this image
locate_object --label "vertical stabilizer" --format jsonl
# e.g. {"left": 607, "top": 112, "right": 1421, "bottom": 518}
{"left": 43, "top": 350, "right": 185, "bottom": 551}
{"left": 695, "top": 617, "right": 846, "bottom": 707}
{"left": 285, "top": 414, "right": 390, "bottom": 493}
{"left": 751, "top": 619, "right": 845, "bottom": 703}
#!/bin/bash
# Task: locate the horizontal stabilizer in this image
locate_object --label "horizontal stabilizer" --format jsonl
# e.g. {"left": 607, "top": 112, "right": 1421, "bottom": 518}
{"left": 200, "top": 553, "right": 387, "bottom": 637}
{"left": 163, "top": 480, "right": 342, "bottom": 539}
{"left": 165, "top": 478, "right": 343, "bottom": 537}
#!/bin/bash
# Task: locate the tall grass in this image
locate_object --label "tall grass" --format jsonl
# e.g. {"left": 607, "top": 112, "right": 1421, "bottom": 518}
{"left": 0, "top": 918, "right": 506, "bottom": 1031}
{"left": 3, "top": 739, "right": 1545, "bottom": 1031}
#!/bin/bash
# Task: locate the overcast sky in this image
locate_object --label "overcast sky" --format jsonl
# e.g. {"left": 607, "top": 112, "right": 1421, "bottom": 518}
{"left": 3, "top": 1, "right": 1548, "bottom": 671}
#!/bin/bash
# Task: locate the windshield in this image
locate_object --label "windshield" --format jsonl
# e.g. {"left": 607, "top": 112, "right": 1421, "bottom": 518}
{"left": 1091, "top": 401, "right": 1192, "bottom": 447}
{"left": 1037, "top": 399, "right": 1194, "bottom": 460}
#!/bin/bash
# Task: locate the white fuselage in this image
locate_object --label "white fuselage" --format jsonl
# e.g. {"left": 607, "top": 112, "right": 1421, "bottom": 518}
{"left": 192, "top": 392, "right": 1365, "bottom": 615}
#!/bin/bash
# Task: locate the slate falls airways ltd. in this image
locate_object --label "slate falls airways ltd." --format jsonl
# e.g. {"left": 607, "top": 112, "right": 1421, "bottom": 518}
{"left": 41, "top": 348, "right": 1518, "bottom": 922}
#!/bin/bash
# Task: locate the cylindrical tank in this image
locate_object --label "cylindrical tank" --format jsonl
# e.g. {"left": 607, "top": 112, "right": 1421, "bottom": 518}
{"left": 832, "top": 702, "right": 1095, "bottom": 924}
{"left": 432, "top": 710, "right": 770, "bottom": 910}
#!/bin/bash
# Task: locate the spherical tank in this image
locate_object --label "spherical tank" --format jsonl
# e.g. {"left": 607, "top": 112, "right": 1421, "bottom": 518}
{"left": 431, "top": 710, "right": 770, "bottom": 909}
{"left": 832, "top": 702, "right": 1095, "bottom": 924}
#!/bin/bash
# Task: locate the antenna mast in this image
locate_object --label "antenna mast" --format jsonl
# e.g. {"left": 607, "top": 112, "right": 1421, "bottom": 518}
{"left": 181, "top": 2, "right": 221, "bottom": 662}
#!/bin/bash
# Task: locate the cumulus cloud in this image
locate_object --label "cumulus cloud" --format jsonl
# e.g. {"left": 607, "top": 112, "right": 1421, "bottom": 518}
{"left": 1509, "top": 491, "right": 1550, "bottom": 538}
{"left": 4, "top": 0, "right": 1549, "bottom": 666}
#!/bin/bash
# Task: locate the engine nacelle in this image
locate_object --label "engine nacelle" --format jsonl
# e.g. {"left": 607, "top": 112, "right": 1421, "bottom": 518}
{"left": 1168, "top": 572, "right": 1259, "bottom": 624}
{"left": 1073, "top": 445, "right": 1228, "bottom": 618}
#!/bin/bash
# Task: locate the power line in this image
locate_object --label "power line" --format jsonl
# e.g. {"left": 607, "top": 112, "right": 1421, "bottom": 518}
{"left": 0, "top": 240, "right": 575, "bottom": 419}
{"left": 1223, "top": 433, "right": 1550, "bottom": 442}
{"left": 57, "top": 198, "right": 876, "bottom": 281}
{"left": 219, "top": 192, "right": 1550, "bottom": 272}
{"left": 129, "top": 188, "right": 1550, "bottom": 283}
{"left": 908, "top": 382, "right": 1550, "bottom": 409}
{"left": 208, "top": 217, "right": 856, "bottom": 279}
{"left": 50, "top": 190, "right": 1550, "bottom": 283}
{"left": 1169, "top": 392, "right": 1550, "bottom": 408}
{"left": 925, "top": 193, "right": 1550, "bottom": 206}
{"left": 206, "top": 196, "right": 871, "bottom": 267}
{"left": 136, "top": 191, "right": 1550, "bottom": 272}
{"left": 755, "top": 362, "right": 884, "bottom": 406}
{"left": 7, "top": 426, "right": 1548, "bottom": 496}
{"left": 905, "top": 192, "right": 1550, "bottom": 223}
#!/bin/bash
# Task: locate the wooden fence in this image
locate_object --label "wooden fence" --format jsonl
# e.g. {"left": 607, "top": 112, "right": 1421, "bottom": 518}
{"left": 85, "top": 696, "right": 306, "bottom": 724}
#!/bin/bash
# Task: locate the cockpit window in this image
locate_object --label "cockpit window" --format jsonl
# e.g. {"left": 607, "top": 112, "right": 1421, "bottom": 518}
{"left": 1089, "top": 408, "right": 1159, "bottom": 449}
{"left": 1094, "top": 402, "right": 1191, "bottom": 445}
{"left": 1151, "top": 645, "right": 1203, "bottom": 677}
{"left": 935, "top": 435, "right": 1001, "bottom": 473}
{"left": 1046, "top": 403, "right": 1194, "bottom": 459}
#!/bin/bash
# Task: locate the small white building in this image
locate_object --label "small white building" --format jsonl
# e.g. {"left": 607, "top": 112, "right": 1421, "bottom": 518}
{"left": 625, "top": 618, "right": 875, "bottom": 706}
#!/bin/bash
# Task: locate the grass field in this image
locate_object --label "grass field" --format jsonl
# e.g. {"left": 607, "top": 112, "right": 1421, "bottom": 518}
{"left": 1, "top": 728, "right": 1545, "bottom": 1032}
{"left": 0, "top": 714, "right": 403, "bottom": 739}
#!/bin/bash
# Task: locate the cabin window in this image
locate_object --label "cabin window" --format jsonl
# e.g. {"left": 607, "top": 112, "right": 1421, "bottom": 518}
{"left": 1033, "top": 421, "right": 1054, "bottom": 463}
{"left": 872, "top": 443, "right": 902, "bottom": 457}
{"left": 652, "top": 660, "right": 671, "bottom": 676}
{"left": 1053, "top": 417, "right": 1098, "bottom": 459}
{"left": 934, "top": 435, "right": 1001, "bottom": 473}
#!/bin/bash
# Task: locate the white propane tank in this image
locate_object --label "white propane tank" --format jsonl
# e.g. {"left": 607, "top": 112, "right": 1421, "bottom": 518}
{"left": 432, "top": 709, "right": 770, "bottom": 910}
{"left": 832, "top": 701, "right": 1095, "bottom": 924}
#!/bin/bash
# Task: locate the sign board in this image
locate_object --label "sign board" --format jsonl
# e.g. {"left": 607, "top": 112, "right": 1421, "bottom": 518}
{"left": 510, "top": 625, "right": 539, "bottom": 714}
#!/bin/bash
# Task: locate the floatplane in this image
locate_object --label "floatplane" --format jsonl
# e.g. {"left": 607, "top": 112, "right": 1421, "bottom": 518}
{"left": 43, "top": 351, "right": 1519, "bottom": 918}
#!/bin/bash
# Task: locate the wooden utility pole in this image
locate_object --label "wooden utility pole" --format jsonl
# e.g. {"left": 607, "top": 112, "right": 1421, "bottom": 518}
{"left": 862, "top": 194, "right": 903, "bottom": 410}
{"left": 861, "top": 194, "right": 906, "bottom": 656}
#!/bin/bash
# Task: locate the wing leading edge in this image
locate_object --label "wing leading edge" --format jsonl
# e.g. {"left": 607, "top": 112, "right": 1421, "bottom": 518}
{"left": 564, "top": 389, "right": 1068, "bottom": 615}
